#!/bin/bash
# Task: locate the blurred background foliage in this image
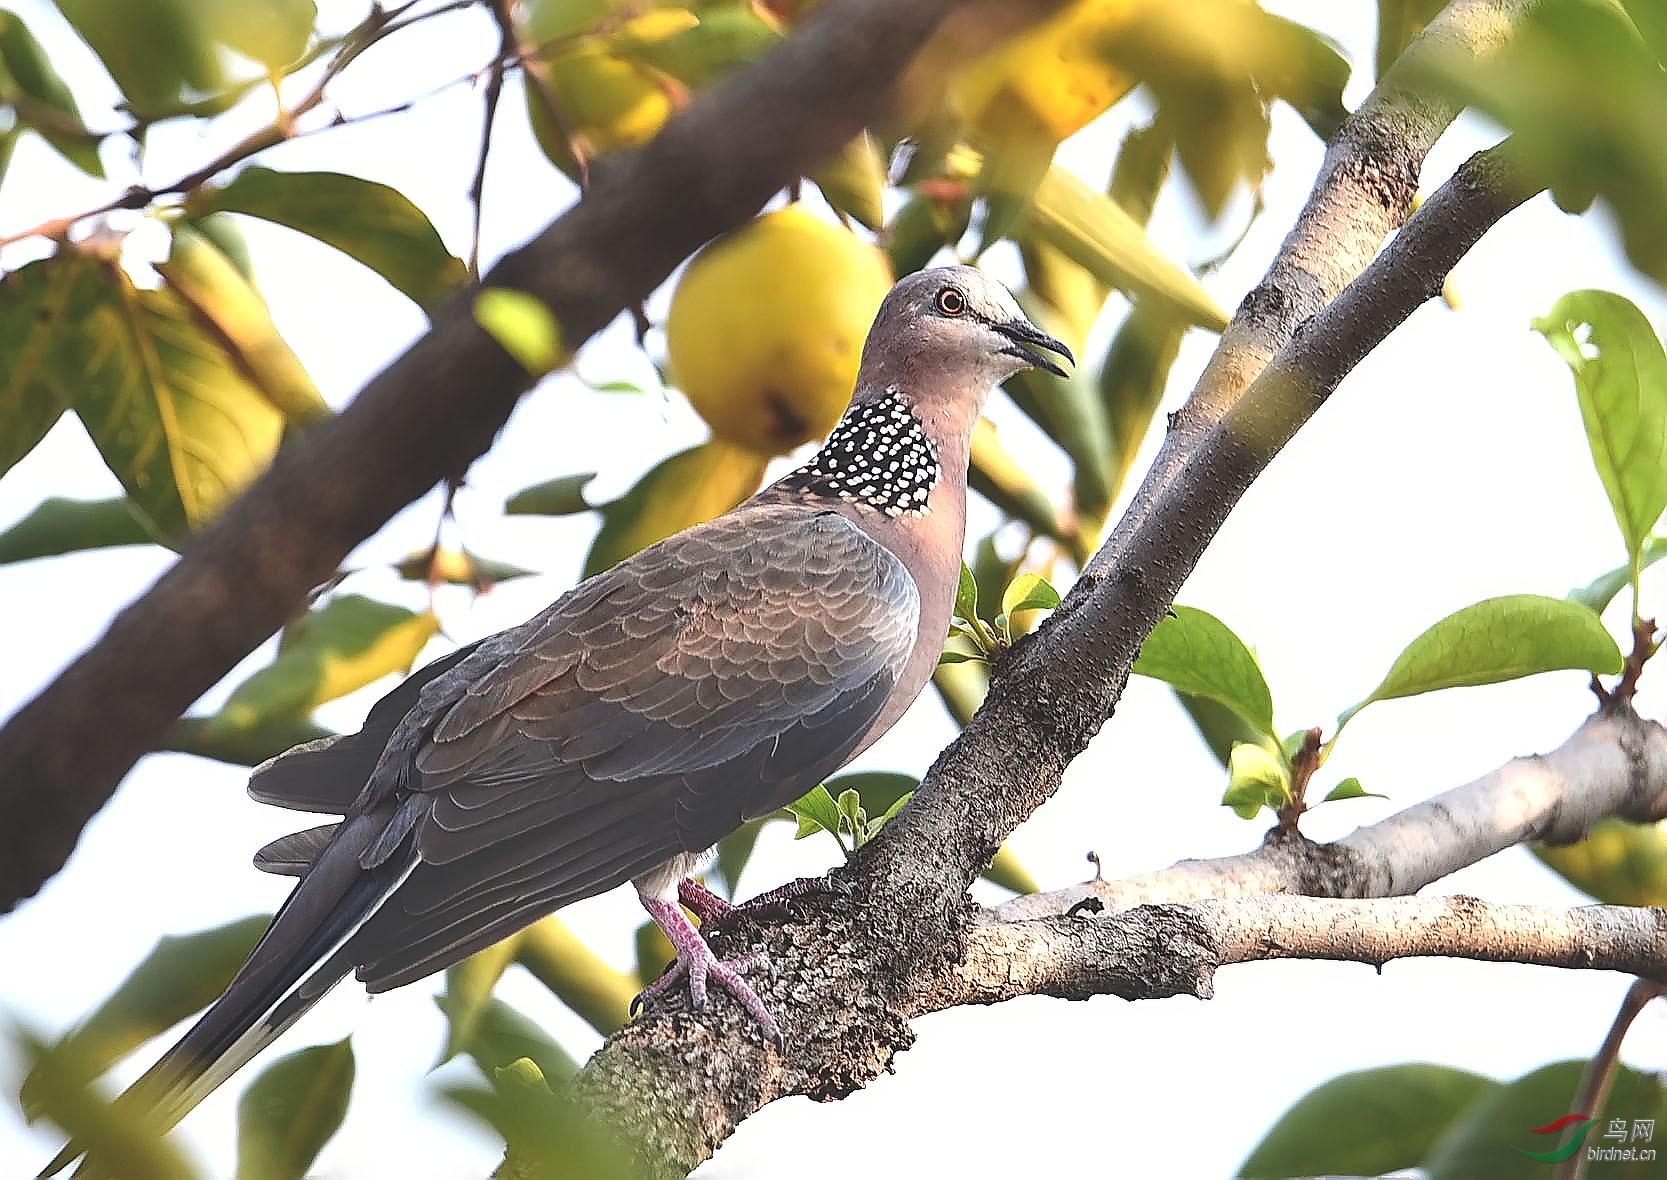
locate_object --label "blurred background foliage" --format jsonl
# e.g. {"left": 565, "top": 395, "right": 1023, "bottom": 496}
{"left": 4, "top": 0, "right": 1667, "bottom": 1176}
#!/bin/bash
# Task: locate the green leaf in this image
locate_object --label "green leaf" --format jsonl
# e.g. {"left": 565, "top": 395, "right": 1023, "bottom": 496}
{"left": 1374, "top": 0, "right": 1450, "bottom": 81}
{"left": 1321, "top": 777, "right": 1386, "bottom": 803}
{"left": 1571, "top": 535, "right": 1667, "bottom": 613}
{"left": 440, "top": 1058, "right": 632, "bottom": 1178}
{"left": 21, "top": 914, "right": 269, "bottom": 1118}
{"left": 1338, "top": 594, "right": 1625, "bottom": 729}
{"left": 199, "top": 0, "right": 316, "bottom": 72}
{"left": 474, "top": 288, "right": 565, "bottom": 376}
{"left": 786, "top": 783, "right": 844, "bottom": 844}
{"left": 433, "top": 994, "right": 577, "bottom": 1087}
{"left": 0, "top": 256, "right": 75, "bottom": 483}
{"left": 1173, "top": 690, "right": 1267, "bottom": 770}
{"left": 823, "top": 771, "right": 915, "bottom": 820}
{"left": 0, "top": 8, "right": 104, "bottom": 176}
{"left": 1623, "top": 0, "right": 1667, "bottom": 65}
{"left": 14, "top": 1025, "right": 198, "bottom": 1180}
{"left": 0, "top": 497, "right": 163, "bottom": 564}
{"left": 1108, "top": 115, "right": 1174, "bottom": 229}
{"left": 1133, "top": 605, "right": 1276, "bottom": 739}
{"left": 1239, "top": 1063, "right": 1496, "bottom": 1178}
{"left": 954, "top": 561, "right": 979, "bottom": 623}
{"left": 209, "top": 595, "right": 439, "bottom": 733}
{"left": 968, "top": 415, "right": 1072, "bottom": 550}
{"left": 584, "top": 440, "right": 769, "bottom": 578}
{"left": 883, "top": 192, "right": 971, "bottom": 276}
{"left": 1004, "top": 349, "right": 1117, "bottom": 522}
{"left": 977, "top": 135, "right": 1056, "bottom": 257}
{"left": 938, "top": 646, "right": 985, "bottom": 666}
{"left": 1026, "top": 166, "right": 1228, "bottom": 331}
{"left": 1424, "top": 1060, "right": 1667, "bottom": 1178}
{"left": 1001, "top": 572, "right": 1061, "bottom": 618}
{"left": 164, "top": 713, "right": 334, "bottom": 768}
{"left": 505, "top": 472, "right": 597, "bottom": 516}
{"left": 933, "top": 657, "right": 989, "bottom": 727}
{"left": 712, "top": 821, "right": 763, "bottom": 897}
{"left": 29, "top": 247, "right": 286, "bottom": 537}
{"left": 619, "top": 3, "right": 779, "bottom": 88}
{"left": 835, "top": 787, "right": 866, "bottom": 837}
{"left": 183, "top": 212, "right": 256, "bottom": 281}
{"left": 53, "top": 0, "right": 225, "bottom": 118}
{"left": 515, "top": 916, "right": 637, "bottom": 1035}
{"left": 984, "top": 845, "right": 1039, "bottom": 894}
{"left": 633, "top": 919, "right": 675, "bottom": 990}
{"left": 812, "top": 132, "right": 888, "bottom": 230}
{"left": 1533, "top": 816, "right": 1667, "bottom": 906}
{"left": 872, "top": 789, "right": 913, "bottom": 830}
{"left": 1222, "top": 741, "right": 1292, "bottom": 818}
{"left": 187, "top": 167, "right": 468, "bottom": 311}
{"left": 158, "top": 221, "right": 330, "bottom": 424}
{"left": 438, "top": 937, "right": 522, "bottom": 1070}
{"left": 1103, "top": 3, "right": 1347, "bottom": 214}
{"left": 1535, "top": 289, "right": 1667, "bottom": 564}
{"left": 1102, "top": 300, "right": 1187, "bottom": 502}
{"left": 235, "top": 1039, "right": 354, "bottom": 1180}
{"left": 392, "top": 546, "right": 537, "bottom": 587}
{"left": 1414, "top": 1, "right": 1667, "bottom": 284}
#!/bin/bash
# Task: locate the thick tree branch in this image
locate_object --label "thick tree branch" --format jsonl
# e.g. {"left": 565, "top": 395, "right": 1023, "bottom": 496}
{"left": 995, "top": 707, "right": 1667, "bottom": 921}
{"left": 565, "top": 8, "right": 1556, "bottom": 1175}
{"left": 861, "top": 72, "right": 1548, "bottom": 953}
{"left": 933, "top": 897, "right": 1667, "bottom": 1009}
{"left": 0, "top": 0, "right": 1001, "bottom": 913}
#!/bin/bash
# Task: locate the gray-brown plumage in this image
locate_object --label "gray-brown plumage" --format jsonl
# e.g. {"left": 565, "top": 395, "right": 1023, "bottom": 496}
{"left": 44, "top": 264, "right": 1070, "bottom": 1175}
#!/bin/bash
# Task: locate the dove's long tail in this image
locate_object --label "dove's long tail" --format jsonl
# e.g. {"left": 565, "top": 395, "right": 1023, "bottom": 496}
{"left": 41, "top": 815, "right": 412, "bottom": 1178}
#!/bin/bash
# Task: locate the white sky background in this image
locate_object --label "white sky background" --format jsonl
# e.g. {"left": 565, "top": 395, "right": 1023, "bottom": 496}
{"left": 3, "top": 1, "right": 1667, "bottom": 1177}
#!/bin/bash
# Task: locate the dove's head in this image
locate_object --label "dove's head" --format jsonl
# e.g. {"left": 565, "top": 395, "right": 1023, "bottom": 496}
{"left": 854, "top": 265, "right": 1073, "bottom": 423}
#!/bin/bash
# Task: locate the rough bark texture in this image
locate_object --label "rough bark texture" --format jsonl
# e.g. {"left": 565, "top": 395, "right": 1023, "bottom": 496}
{"left": 931, "top": 897, "right": 1667, "bottom": 1008}
{"left": 556, "top": 5, "right": 1558, "bottom": 1176}
{"left": 996, "top": 708, "right": 1667, "bottom": 921}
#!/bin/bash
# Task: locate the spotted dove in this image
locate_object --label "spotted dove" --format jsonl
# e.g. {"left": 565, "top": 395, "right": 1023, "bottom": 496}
{"left": 44, "top": 264, "right": 1070, "bottom": 1173}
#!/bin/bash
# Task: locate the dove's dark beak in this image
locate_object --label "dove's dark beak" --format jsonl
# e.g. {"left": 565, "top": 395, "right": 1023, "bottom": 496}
{"left": 995, "top": 319, "right": 1074, "bottom": 378}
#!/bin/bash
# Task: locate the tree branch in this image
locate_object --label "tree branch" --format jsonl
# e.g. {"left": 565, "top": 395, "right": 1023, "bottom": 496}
{"left": 564, "top": 30, "right": 1555, "bottom": 1180}
{"left": 859, "top": 22, "right": 1549, "bottom": 957}
{"left": 994, "top": 706, "right": 1667, "bottom": 921}
{"left": 0, "top": 0, "right": 994, "bottom": 912}
{"left": 1561, "top": 978, "right": 1666, "bottom": 1180}
{"left": 933, "top": 896, "right": 1667, "bottom": 1009}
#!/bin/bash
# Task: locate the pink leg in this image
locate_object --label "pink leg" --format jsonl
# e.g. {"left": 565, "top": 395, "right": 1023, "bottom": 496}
{"left": 638, "top": 896, "right": 783, "bottom": 1049}
{"left": 679, "top": 874, "right": 851, "bottom": 934}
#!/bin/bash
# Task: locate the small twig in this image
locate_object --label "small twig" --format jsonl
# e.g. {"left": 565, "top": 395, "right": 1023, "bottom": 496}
{"left": 1613, "top": 617, "right": 1659, "bottom": 704}
{"left": 1279, "top": 726, "right": 1323, "bottom": 829}
{"left": 471, "top": 0, "right": 520, "bottom": 279}
{"left": 0, "top": 0, "right": 477, "bottom": 249}
{"left": 1558, "top": 978, "right": 1667, "bottom": 1180}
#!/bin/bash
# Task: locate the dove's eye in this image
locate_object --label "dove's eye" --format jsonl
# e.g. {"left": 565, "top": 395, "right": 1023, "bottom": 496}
{"left": 936, "top": 287, "right": 967, "bottom": 316}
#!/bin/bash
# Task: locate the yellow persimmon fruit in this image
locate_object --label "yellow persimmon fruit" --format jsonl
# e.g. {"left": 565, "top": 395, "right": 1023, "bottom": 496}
{"left": 666, "top": 207, "right": 894, "bottom": 456}
{"left": 951, "top": 0, "right": 1141, "bottom": 144}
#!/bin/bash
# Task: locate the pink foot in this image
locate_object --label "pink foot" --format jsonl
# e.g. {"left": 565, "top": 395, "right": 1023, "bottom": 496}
{"left": 636, "top": 896, "right": 784, "bottom": 1049}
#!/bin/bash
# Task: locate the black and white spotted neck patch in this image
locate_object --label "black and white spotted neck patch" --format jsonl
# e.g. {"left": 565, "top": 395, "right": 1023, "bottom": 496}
{"left": 782, "top": 389, "right": 939, "bottom": 516}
